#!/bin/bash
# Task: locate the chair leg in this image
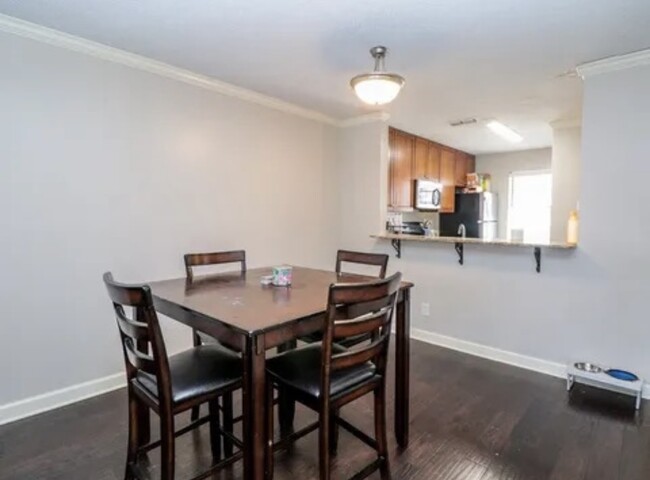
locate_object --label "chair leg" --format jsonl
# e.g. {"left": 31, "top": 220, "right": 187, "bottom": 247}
{"left": 329, "top": 408, "right": 339, "bottom": 456}
{"left": 278, "top": 387, "right": 296, "bottom": 436}
{"left": 265, "top": 383, "right": 275, "bottom": 480}
{"left": 160, "top": 411, "right": 175, "bottom": 480}
{"left": 124, "top": 388, "right": 140, "bottom": 480}
{"left": 208, "top": 399, "right": 222, "bottom": 461}
{"left": 190, "top": 330, "right": 202, "bottom": 422}
{"left": 222, "top": 392, "right": 234, "bottom": 457}
{"left": 277, "top": 341, "right": 297, "bottom": 436}
{"left": 318, "top": 409, "right": 331, "bottom": 480}
{"left": 374, "top": 387, "right": 390, "bottom": 480}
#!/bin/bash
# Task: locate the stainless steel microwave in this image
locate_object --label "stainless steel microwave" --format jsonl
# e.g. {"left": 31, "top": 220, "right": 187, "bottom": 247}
{"left": 415, "top": 179, "right": 442, "bottom": 211}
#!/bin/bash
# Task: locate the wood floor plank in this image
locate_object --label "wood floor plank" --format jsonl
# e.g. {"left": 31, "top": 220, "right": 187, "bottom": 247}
{"left": 0, "top": 339, "right": 648, "bottom": 480}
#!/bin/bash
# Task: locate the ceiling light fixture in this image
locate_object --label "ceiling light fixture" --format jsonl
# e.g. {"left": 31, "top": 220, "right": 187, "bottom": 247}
{"left": 350, "top": 46, "right": 405, "bottom": 106}
{"left": 486, "top": 120, "right": 523, "bottom": 143}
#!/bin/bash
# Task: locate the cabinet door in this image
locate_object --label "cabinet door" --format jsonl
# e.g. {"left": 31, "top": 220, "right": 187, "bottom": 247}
{"left": 454, "top": 152, "right": 476, "bottom": 186}
{"left": 440, "top": 149, "right": 456, "bottom": 213}
{"left": 466, "top": 154, "right": 476, "bottom": 174}
{"left": 413, "top": 137, "right": 429, "bottom": 179}
{"left": 427, "top": 143, "right": 441, "bottom": 180}
{"left": 455, "top": 152, "right": 468, "bottom": 186}
{"left": 389, "top": 130, "right": 414, "bottom": 208}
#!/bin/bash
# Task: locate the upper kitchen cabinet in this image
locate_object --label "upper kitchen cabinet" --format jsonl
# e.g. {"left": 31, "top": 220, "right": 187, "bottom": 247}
{"left": 389, "top": 128, "right": 414, "bottom": 209}
{"left": 440, "top": 149, "right": 456, "bottom": 213}
{"left": 413, "top": 137, "right": 438, "bottom": 180}
{"left": 454, "top": 151, "right": 476, "bottom": 186}
{"left": 413, "top": 137, "right": 428, "bottom": 179}
{"left": 427, "top": 143, "right": 441, "bottom": 180}
{"left": 388, "top": 126, "right": 474, "bottom": 212}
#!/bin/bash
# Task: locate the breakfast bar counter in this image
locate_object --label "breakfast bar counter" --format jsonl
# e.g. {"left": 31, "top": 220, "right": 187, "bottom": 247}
{"left": 371, "top": 232, "right": 577, "bottom": 272}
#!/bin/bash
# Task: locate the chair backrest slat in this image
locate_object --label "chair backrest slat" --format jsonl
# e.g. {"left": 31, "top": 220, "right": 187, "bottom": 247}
{"left": 124, "top": 338, "right": 156, "bottom": 373}
{"left": 332, "top": 308, "right": 390, "bottom": 339}
{"left": 321, "top": 272, "right": 402, "bottom": 397}
{"left": 184, "top": 250, "right": 246, "bottom": 282}
{"left": 115, "top": 306, "right": 149, "bottom": 341}
{"left": 103, "top": 272, "right": 172, "bottom": 405}
{"left": 336, "top": 250, "right": 389, "bottom": 279}
{"left": 331, "top": 338, "right": 386, "bottom": 371}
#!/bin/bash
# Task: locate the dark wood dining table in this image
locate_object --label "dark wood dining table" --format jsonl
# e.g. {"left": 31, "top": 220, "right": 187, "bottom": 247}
{"left": 148, "top": 266, "right": 413, "bottom": 480}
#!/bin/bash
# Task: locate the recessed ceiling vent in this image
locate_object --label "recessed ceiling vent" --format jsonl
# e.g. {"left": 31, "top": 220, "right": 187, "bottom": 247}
{"left": 449, "top": 118, "right": 478, "bottom": 127}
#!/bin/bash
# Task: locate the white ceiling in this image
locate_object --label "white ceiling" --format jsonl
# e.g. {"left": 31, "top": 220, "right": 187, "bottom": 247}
{"left": 2, "top": 0, "right": 650, "bottom": 154}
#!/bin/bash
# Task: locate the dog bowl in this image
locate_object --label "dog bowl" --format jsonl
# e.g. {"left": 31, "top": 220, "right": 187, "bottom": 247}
{"left": 605, "top": 369, "right": 639, "bottom": 382}
{"left": 574, "top": 362, "right": 602, "bottom": 373}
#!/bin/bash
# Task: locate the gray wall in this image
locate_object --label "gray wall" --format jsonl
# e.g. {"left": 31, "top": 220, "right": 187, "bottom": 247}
{"left": 336, "top": 63, "right": 650, "bottom": 388}
{"left": 0, "top": 31, "right": 338, "bottom": 406}
{"left": 476, "top": 148, "right": 552, "bottom": 239}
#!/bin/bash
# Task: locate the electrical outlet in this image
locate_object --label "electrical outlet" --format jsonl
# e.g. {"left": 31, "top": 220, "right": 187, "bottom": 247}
{"left": 420, "top": 302, "right": 430, "bottom": 317}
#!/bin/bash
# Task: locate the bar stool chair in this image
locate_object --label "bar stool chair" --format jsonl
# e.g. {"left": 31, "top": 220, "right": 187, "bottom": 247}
{"left": 184, "top": 250, "right": 247, "bottom": 347}
{"left": 103, "top": 272, "right": 243, "bottom": 480}
{"left": 183, "top": 250, "right": 245, "bottom": 436}
{"left": 282, "top": 250, "right": 391, "bottom": 434}
{"left": 266, "top": 272, "right": 402, "bottom": 480}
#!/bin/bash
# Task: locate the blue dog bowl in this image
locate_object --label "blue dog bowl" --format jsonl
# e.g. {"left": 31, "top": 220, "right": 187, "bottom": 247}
{"left": 605, "top": 369, "right": 639, "bottom": 382}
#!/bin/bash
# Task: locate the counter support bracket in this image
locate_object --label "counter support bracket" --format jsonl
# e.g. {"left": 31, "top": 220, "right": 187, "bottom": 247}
{"left": 391, "top": 239, "right": 402, "bottom": 259}
{"left": 455, "top": 242, "right": 464, "bottom": 266}
{"left": 534, "top": 247, "right": 541, "bottom": 273}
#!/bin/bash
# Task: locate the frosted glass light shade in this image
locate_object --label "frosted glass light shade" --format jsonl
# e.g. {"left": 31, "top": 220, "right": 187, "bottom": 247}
{"left": 350, "top": 73, "right": 405, "bottom": 105}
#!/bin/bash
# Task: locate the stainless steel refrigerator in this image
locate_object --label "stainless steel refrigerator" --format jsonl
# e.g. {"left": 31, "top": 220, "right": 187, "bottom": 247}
{"left": 439, "top": 192, "right": 498, "bottom": 239}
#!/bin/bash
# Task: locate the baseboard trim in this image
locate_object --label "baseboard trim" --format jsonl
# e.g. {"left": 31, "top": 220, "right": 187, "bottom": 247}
{"left": 0, "top": 373, "right": 126, "bottom": 426}
{"left": 410, "top": 328, "right": 650, "bottom": 399}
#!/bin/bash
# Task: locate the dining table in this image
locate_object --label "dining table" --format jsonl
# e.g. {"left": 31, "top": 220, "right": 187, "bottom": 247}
{"left": 147, "top": 266, "right": 413, "bottom": 480}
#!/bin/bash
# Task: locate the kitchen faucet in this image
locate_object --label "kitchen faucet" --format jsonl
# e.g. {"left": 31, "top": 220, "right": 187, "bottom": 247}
{"left": 458, "top": 223, "right": 466, "bottom": 238}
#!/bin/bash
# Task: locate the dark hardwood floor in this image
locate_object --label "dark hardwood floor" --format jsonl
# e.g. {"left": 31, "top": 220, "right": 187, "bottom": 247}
{"left": 1, "top": 339, "right": 648, "bottom": 479}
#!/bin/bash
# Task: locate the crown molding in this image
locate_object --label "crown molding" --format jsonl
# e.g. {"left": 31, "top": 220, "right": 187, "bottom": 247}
{"left": 338, "top": 112, "right": 391, "bottom": 128}
{"left": 576, "top": 48, "right": 650, "bottom": 79}
{"left": 550, "top": 117, "right": 581, "bottom": 129}
{"left": 0, "top": 14, "right": 339, "bottom": 126}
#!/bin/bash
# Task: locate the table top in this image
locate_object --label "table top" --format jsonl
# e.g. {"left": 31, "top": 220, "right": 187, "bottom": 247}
{"left": 149, "top": 266, "right": 413, "bottom": 335}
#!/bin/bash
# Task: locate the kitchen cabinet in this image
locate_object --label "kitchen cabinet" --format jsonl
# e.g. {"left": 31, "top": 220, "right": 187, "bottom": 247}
{"left": 413, "top": 137, "right": 430, "bottom": 179}
{"left": 440, "top": 149, "right": 456, "bottom": 213}
{"left": 454, "top": 151, "right": 476, "bottom": 186}
{"left": 427, "top": 143, "right": 441, "bottom": 180}
{"left": 389, "top": 129, "right": 414, "bottom": 209}
{"left": 388, "top": 127, "right": 474, "bottom": 212}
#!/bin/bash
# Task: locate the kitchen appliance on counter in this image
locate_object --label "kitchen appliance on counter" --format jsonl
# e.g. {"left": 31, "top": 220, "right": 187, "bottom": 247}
{"left": 414, "top": 179, "right": 442, "bottom": 211}
{"left": 395, "top": 221, "right": 426, "bottom": 236}
{"left": 439, "top": 192, "right": 497, "bottom": 239}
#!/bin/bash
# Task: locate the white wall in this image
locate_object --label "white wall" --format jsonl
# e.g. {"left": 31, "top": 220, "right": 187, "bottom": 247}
{"left": 0, "top": 31, "right": 338, "bottom": 407}
{"left": 335, "top": 122, "right": 388, "bottom": 248}
{"left": 336, "top": 63, "right": 650, "bottom": 393}
{"left": 476, "top": 148, "right": 552, "bottom": 239}
{"left": 551, "top": 126, "right": 582, "bottom": 242}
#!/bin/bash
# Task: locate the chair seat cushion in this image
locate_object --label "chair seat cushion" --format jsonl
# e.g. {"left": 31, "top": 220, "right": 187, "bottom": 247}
{"left": 135, "top": 345, "right": 241, "bottom": 404}
{"left": 266, "top": 343, "right": 377, "bottom": 399}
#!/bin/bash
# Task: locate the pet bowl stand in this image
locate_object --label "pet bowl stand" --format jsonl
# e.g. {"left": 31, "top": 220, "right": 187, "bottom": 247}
{"left": 567, "top": 363, "right": 644, "bottom": 410}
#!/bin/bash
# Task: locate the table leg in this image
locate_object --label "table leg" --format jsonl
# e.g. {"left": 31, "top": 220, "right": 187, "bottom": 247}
{"left": 242, "top": 334, "right": 267, "bottom": 480}
{"left": 395, "top": 288, "right": 411, "bottom": 448}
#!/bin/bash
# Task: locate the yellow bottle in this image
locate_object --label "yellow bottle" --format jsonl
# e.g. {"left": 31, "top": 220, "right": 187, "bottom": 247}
{"left": 567, "top": 210, "right": 579, "bottom": 245}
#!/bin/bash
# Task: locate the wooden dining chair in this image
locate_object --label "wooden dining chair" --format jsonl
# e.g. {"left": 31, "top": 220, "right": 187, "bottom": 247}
{"left": 299, "top": 250, "right": 389, "bottom": 351}
{"left": 103, "top": 272, "right": 243, "bottom": 480}
{"left": 279, "top": 249, "right": 392, "bottom": 436}
{"left": 336, "top": 249, "right": 389, "bottom": 280}
{"left": 266, "top": 272, "right": 402, "bottom": 480}
{"left": 184, "top": 250, "right": 245, "bottom": 429}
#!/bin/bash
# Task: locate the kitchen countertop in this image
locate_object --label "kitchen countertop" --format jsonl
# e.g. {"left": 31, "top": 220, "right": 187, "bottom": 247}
{"left": 371, "top": 232, "right": 577, "bottom": 249}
